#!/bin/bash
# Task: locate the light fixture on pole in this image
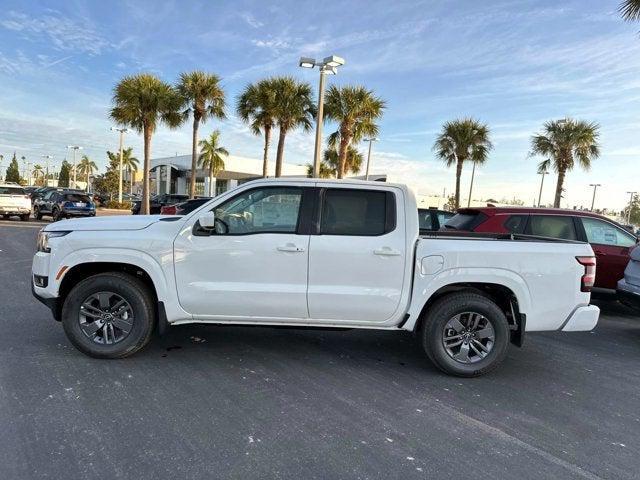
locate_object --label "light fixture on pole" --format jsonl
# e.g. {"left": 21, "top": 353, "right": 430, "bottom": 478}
{"left": 299, "top": 55, "right": 345, "bottom": 178}
{"left": 41, "top": 155, "right": 53, "bottom": 187}
{"left": 363, "top": 137, "right": 378, "bottom": 180}
{"left": 111, "top": 127, "right": 129, "bottom": 203}
{"left": 627, "top": 191, "right": 637, "bottom": 224}
{"left": 589, "top": 183, "right": 601, "bottom": 211}
{"left": 537, "top": 168, "right": 549, "bottom": 207}
{"left": 66, "top": 145, "right": 82, "bottom": 188}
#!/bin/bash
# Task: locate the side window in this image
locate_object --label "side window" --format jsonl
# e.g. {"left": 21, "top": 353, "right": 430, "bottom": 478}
{"left": 503, "top": 215, "right": 527, "bottom": 234}
{"left": 437, "top": 211, "right": 454, "bottom": 227}
{"left": 419, "top": 211, "right": 433, "bottom": 230}
{"left": 43, "top": 191, "right": 54, "bottom": 200}
{"left": 213, "top": 187, "right": 302, "bottom": 234}
{"left": 528, "top": 215, "right": 577, "bottom": 240}
{"left": 321, "top": 189, "right": 393, "bottom": 236}
{"left": 581, "top": 217, "right": 636, "bottom": 247}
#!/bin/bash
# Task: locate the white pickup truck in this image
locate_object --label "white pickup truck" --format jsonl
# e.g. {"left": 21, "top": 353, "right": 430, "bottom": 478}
{"left": 32, "top": 178, "right": 600, "bottom": 376}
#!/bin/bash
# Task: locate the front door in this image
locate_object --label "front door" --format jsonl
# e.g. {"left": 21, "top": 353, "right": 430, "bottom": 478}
{"left": 174, "top": 185, "right": 310, "bottom": 320}
{"left": 579, "top": 216, "right": 637, "bottom": 289}
{"left": 307, "top": 186, "right": 407, "bottom": 323}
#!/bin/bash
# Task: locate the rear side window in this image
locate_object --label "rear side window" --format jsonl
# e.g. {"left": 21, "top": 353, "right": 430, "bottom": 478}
{"left": 444, "top": 212, "right": 488, "bottom": 230}
{"left": 0, "top": 186, "right": 25, "bottom": 195}
{"left": 503, "top": 215, "right": 527, "bottom": 234}
{"left": 418, "top": 210, "right": 433, "bottom": 230}
{"left": 581, "top": 217, "right": 636, "bottom": 247}
{"left": 321, "top": 189, "right": 394, "bottom": 236}
{"left": 528, "top": 215, "right": 577, "bottom": 240}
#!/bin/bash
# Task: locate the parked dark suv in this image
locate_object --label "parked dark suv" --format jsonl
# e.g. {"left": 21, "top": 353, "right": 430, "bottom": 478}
{"left": 34, "top": 190, "right": 95, "bottom": 221}
{"left": 445, "top": 207, "right": 639, "bottom": 290}
{"left": 131, "top": 194, "right": 189, "bottom": 215}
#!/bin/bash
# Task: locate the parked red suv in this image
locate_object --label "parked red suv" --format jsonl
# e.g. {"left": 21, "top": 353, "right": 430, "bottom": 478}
{"left": 445, "top": 207, "right": 639, "bottom": 290}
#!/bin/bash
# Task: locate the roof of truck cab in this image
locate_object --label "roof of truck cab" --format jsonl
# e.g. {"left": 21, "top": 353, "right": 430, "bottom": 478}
{"left": 252, "top": 177, "right": 407, "bottom": 189}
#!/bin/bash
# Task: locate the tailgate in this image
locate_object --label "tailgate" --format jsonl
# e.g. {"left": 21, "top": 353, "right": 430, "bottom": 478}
{"left": 0, "top": 194, "right": 30, "bottom": 208}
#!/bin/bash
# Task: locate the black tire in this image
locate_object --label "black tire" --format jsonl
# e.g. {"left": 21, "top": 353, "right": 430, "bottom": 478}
{"left": 20, "top": 214, "right": 30, "bottom": 222}
{"left": 52, "top": 208, "right": 61, "bottom": 221}
{"left": 2, "top": 215, "right": 9, "bottom": 219}
{"left": 419, "top": 292, "right": 510, "bottom": 377}
{"left": 34, "top": 207, "right": 43, "bottom": 220}
{"left": 61, "top": 272, "right": 156, "bottom": 358}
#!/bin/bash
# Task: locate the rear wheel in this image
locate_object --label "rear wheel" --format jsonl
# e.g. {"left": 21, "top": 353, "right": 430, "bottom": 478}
{"left": 52, "top": 208, "right": 62, "bottom": 221}
{"left": 61, "top": 272, "right": 156, "bottom": 358}
{"left": 34, "top": 207, "right": 43, "bottom": 220}
{"left": 419, "top": 292, "right": 510, "bottom": 377}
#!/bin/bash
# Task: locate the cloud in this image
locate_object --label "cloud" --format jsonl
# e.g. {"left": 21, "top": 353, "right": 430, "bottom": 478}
{"left": 0, "top": 10, "right": 110, "bottom": 55}
{"left": 240, "top": 13, "right": 263, "bottom": 29}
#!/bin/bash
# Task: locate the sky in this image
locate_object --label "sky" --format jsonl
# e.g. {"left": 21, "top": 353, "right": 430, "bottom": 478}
{"left": 0, "top": 0, "right": 639, "bottom": 210}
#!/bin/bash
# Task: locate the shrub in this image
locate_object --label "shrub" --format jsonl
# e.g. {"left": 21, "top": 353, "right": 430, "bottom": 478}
{"left": 104, "top": 200, "right": 132, "bottom": 210}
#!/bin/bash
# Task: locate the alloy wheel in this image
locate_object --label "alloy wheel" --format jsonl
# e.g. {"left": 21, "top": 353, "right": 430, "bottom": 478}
{"left": 78, "top": 291, "right": 134, "bottom": 345}
{"left": 442, "top": 312, "right": 495, "bottom": 364}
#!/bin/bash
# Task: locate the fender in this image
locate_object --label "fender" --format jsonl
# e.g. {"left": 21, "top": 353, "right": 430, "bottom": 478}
{"left": 403, "top": 266, "right": 531, "bottom": 331}
{"left": 54, "top": 247, "right": 191, "bottom": 324}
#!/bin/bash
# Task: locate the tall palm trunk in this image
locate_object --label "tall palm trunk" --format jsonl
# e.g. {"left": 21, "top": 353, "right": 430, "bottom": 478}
{"left": 86, "top": 172, "right": 89, "bottom": 192}
{"left": 337, "top": 134, "right": 350, "bottom": 179}
{"left": 454, "top": 158, "right": 463, "bottom": 209}
{"left": 142, "top": 124, "right": 152, "bottom": 215}
{"left": 209, "top": 166, "right": 214, "bottom": 197}
{"left": 275, "top": 128, "right": 286, "bottom": 177}
{"left": 262, "top": 125, "right": 271, "bottom": 177}
{"left": 554, "top": 168, "right": 566, "bottom": 208}
{"left": 189, "top": 116, "right": 200, "bottom": 199}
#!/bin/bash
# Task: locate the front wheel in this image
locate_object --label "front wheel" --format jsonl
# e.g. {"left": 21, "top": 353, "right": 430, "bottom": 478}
{"left": 61, "top": 272, "right": 156, "bottom": 358}
{"left": 52, "top": 208, "right": 63, "bottom": 221}
{"left": 419, "top": 292, "right": 510, "bottom": 377}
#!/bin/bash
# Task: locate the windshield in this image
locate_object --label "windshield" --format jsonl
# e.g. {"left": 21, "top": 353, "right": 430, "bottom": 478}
{"left": 0, "top": 186, "right": 26, "bottom": 195}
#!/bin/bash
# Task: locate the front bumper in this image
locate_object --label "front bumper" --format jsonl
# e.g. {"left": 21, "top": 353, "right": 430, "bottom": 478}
{"left": 31, "top": 281, "right": 60, "bottom": 320}
{"left": 561, "top": 305, "right": 600, "bottom": 332}
{"left": 617, "top": 279, "right": 640, "bottom": 310}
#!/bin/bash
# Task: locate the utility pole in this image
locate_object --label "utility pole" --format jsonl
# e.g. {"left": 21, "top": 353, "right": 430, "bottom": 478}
{"left": 589, "top": 184, "right": 601, "bottom": 211}
{"left": 66, "top": 146, "right": 82, "bottom": 189}
{"left": 627, "top": 191, "right": 637, "bottom": 224}
{"left": 111, "top": 127, "right": 129, "bottom": 203}
{"left": 42, "top": 155, "right": 53, "bottom": 187}
{"left": 363, "top": 137, "right": 378, "bottom": 180}
{"left": 537, "top": 169, "right": 548, "bottom": 207}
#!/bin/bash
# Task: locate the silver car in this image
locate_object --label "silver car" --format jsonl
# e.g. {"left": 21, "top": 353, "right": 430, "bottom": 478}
{"left": 617, "top": 246, "right": 640, "bottom": 311}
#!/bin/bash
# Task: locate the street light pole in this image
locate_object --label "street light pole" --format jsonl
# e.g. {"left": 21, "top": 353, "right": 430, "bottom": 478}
{"left": 363, "top": 137, "right": 378, "bottom": 180}
{"left": 111, "top": 127, "right": 129, "bottom": 203}
{"left": 66, "top": 146, "right": 82, "bottom": 188}
{"left": 299, "top": 55, "right": 345, "bottom": 178}
{"left": 467, "top": 161, "right": 478, "bottom": 208}
{"left": 589, "top": 183, "right": 601, "bottom": 211}
{"left": 627, "top": 191, "right": 637, "bottom": 224}
{"left": 537, "top": 169, "right": 548, "bottom": 207}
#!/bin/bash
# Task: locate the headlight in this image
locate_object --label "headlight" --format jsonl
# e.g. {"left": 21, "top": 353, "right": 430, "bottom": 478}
{"left": 37, "top": 230, "right": 70, "bottom": 253}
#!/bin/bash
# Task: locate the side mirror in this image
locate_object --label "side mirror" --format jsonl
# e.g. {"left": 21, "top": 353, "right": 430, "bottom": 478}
{"left": 199, "top": 211, "right": 216, "bottom": 229}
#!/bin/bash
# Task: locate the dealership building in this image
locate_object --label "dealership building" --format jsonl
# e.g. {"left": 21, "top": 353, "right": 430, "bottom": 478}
{"left": 147, "top": 154, "right": 308, "bottom": 196}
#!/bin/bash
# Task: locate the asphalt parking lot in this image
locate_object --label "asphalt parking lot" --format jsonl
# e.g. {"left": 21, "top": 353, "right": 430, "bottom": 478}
{"left": 1, "top": 218, "right": 639, "bottom": 480}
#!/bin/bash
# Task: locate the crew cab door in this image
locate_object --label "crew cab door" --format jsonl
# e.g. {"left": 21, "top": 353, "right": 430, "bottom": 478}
{"left": 173, "top": 185, "right": 312, "bottom": 319}
{"left": 578, "top": 216, "right": 637, "bottom": 289}
{"left": 307, "top": 186, "right": 407, "bottom": 323}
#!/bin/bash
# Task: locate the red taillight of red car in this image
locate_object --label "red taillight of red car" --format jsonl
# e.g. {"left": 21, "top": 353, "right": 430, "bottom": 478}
{"left": 576, "top": 256, "right": 596, "bottom": 292}
{"left": 160, "top": 205, "right": 177, "bottom": 215}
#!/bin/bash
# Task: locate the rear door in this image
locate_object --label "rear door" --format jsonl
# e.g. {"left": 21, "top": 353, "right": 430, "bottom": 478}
{"left": 307, "top": 186, "right": 406, "bottom": 323}
{"left": 578, "top": 217, "right": 637, "bottom": 289}
{"left": 525, "top": 214, "right": 578, "bottom": 241}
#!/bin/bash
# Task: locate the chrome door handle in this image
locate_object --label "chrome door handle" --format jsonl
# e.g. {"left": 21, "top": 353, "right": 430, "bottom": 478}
{"left": 277, "top": 243, "right": 305, "bottom": 253}
{"left": 374, "top": 247, "right": 401, "bottom": 256}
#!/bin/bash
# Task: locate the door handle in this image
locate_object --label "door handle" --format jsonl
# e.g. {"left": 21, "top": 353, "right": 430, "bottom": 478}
{"left": 277, "top": 243, "right": 305, "bottom": 253}
{"left": 594, "top": 250, "right": 607, "bottom": 256}
{"left": 374, "top": 247, "right": 401, "bottom": 256}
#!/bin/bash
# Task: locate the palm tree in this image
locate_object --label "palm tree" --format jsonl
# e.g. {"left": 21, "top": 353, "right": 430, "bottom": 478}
{"left": 198, "top": 130, "right": 229, "bottom": 197}
{"left": 306, "top": 162, "right": 335, "bottom": 178}
{"left": 433, "top": 118, "right": 492, "bottom": 209}
{"left": 305, "top": 145, "right": 364, "bottom": 178}
{"left": 77, "top": 155, "right": 98, "bottom": 192}
{"left": 530, "top": 119, "right": 600, "bottom": 208}
{"left": 272, "top": 77, "right": 316, "bottom": 177}
{"left": 237, "top": 78, "right": 278, "bottom": 177}
{"left": 620, "top": 0, "right": 640, "bottom": 21}
{"left": 324, "top": 85, "right": 385, "bottom": 179}
{"left": 177, "top": 71, "right": 226, "bottom": 199}
{"left": 110, "top": 74, "right": 183, "bottom": 214}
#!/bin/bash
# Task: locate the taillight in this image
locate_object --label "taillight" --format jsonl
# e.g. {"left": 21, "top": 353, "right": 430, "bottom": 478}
{"left": 576, "top": 256, "right": 596, "bottom": 292}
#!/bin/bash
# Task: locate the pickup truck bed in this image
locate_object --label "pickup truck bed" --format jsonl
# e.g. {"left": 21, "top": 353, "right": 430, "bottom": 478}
{"left": 32, "top": 178, "right": 599, "bottom": 376}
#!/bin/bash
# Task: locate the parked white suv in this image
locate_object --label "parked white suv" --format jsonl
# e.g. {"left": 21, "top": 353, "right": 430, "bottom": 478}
{"left": 0, "top": 184, "right": 31, "bottom": 221}
{"left": 32, "top": 179, "right": 600, "bottom": 376}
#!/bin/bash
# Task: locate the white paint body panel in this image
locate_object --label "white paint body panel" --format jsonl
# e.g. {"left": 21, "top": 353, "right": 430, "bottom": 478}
{"left": 33, "top": 178, "right": 599, "bottom": 334}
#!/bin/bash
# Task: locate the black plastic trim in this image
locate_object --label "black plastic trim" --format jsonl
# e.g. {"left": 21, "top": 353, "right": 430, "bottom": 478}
{"left": 157, "top": 301, "right": 169, "bottom": 336}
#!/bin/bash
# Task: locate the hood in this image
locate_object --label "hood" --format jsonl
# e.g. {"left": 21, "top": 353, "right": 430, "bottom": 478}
{"left": 45, "top": 215, "right": 171, "bottom": 232}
